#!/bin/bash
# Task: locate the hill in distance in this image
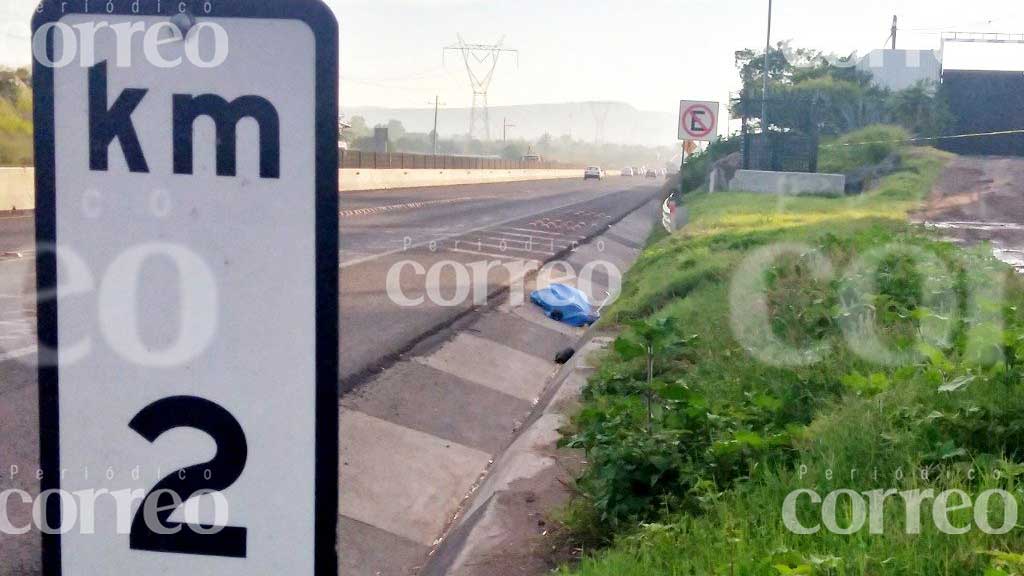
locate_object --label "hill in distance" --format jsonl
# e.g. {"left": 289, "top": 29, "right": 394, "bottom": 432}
{"left": 342, "top": 101, "right": 678, "bottom": 148}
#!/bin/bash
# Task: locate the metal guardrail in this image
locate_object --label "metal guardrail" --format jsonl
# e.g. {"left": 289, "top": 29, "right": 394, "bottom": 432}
{"left": 339, "top": 150, "right": 581, "bottom": 170}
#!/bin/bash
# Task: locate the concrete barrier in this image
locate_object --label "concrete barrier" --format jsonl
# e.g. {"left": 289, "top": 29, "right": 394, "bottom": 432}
{"left": 339, "top": 168, "right": 585, "bottom": 191}
{"left": 730, "top": 169, "right": 845, "bottom": 196}
{"left": 0, "top": 167, "right": 591, "bottom": 208}
{"left": 0, "top": 167, "right": 35, "bottom": 210}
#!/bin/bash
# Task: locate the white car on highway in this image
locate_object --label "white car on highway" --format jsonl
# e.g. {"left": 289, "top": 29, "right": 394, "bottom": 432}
{"left": 584, "top": 166, "right": 603, "bottom": 180}
{"left": 621, "top": 167, "right": 634, "bottom": 177}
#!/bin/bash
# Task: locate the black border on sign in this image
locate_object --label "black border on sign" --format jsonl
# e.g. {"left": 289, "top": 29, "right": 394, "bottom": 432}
{"left": 31, "top": 1, "right": 340, "bottom": 574}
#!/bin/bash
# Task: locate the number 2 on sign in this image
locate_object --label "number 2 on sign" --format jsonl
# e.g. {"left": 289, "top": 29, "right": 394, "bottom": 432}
{"left": 128, "top": 396, "right": 249, "bottom": 558}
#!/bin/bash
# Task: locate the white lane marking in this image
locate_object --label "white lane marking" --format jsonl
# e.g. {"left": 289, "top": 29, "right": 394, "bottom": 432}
{"left": 0, "top": 319, "right": 31, "bottom": 326}
{"left": 450, "top": 241, "right": 556, "bottom": 257}
{"left": 477, "top": 235, "right": 537, "bottom": 247}
{"left": 0, "top": 345, "right": 36, "bottom": 363}
{"left": 503, "top": 226, "right": 564, "bottom": 237}
{"left": 490, "top": 229, "right": 583, "bottom": 242}
{"left": 0, "top": 255, "right": 34, "bottom": 265}
{"left": 339, "top": 187, "right": 642, "bottom": 269}
{"left": 450, "top": 247, "right": 544, "bottom": 262}
{"left": 340, "top": 196, "right": 493, "bottom": 218}
{"left": 475, "top": 236, "right": 575, "bottom": 253}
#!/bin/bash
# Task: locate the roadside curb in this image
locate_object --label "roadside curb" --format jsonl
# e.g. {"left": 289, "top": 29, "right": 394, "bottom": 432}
{"left": 419, "top": 329, "right": 613, "bottom": 576}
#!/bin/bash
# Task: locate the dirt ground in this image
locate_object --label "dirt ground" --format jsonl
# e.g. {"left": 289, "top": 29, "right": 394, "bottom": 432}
{"left": 916, "top": 155, "right": 1024, "bottom": 270}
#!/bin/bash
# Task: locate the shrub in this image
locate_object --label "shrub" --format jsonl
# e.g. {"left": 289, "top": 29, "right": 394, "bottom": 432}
{"left": 818, "top": 124, "right": 910, "bottom": 174}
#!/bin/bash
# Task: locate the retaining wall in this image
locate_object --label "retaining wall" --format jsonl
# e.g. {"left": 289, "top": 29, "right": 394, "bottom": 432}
{"left": 0, "top": 168, "right": 35, "bottom": 210}
{"left": 730, "top": 169, "right": 845, "bottom": 196}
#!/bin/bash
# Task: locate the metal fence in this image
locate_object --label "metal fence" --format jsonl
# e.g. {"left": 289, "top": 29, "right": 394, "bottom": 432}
{"left": 736, "top": 91, "right": 822, "bottom": 173}
{"left": 339, "top": 150, "right": 581, "bottom": 170}
{"left": 742, "top": 132, "right": 819, "bottom": 173}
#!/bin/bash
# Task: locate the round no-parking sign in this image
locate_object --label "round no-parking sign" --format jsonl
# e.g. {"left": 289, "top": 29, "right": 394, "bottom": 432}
{"left": 678, "top": 100, "right": 720, "bottom": 142}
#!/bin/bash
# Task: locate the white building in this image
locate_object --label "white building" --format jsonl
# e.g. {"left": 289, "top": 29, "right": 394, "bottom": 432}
{"left": 856, "top": 49, "right": 942, "bottom": 91}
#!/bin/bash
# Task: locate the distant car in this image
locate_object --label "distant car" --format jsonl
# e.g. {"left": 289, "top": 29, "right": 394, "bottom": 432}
{"left": 621, "top": 167, "right": 634, "bottom": 177}
{"left": 645, "top": 169, "right": 658, "bottom": 179}
{"left": 584, "top": 166, "right": 603, "bottom": 180}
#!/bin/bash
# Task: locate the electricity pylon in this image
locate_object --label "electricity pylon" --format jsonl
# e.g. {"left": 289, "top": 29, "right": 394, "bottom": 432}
{"left": 588, "top": 101, "right": 611, "bottom": 143}
{"left": 444, "top": 35, "right": 518, "bottom": 141}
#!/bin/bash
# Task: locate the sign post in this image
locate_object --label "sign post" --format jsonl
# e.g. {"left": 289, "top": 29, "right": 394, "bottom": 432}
{"left": 32, "top": 1, "right": 339, "bottom": 574}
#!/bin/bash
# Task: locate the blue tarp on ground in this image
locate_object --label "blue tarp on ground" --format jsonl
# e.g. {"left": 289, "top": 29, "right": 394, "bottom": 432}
{"left": 529, "top": 283, "right": 598, "bottom": 327}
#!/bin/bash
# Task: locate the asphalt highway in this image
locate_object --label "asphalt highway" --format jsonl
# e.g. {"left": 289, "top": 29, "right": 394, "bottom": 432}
{"left": 0, "top": 176, "right": 663, "bottom": 384}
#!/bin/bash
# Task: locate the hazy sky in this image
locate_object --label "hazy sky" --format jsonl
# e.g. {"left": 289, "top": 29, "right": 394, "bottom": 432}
{"left": 2, "top": 0, "right": 1024, "bottom": 131}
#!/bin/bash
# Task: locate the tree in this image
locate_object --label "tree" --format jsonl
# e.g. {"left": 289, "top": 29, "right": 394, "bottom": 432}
{"left": 500, "top": 142, "right": 526, "bottom": 160}
{"left": 0, "top": 68, "right": 25, "bottom": 104}
{"left": 887, "top": 81, "right": 952, "bottom": 138}
{"left": 340, "top": 115, "right": 370, "bottom": 144}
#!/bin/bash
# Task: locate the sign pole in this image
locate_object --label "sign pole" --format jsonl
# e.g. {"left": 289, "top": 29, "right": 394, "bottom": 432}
{"left": 679, "top": 143, "right": 687, "bottom": 197}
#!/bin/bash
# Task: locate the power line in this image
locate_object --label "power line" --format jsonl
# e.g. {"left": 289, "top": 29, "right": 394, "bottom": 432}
{"left": 821, "top": 129, "right": 1024, "bottom": 147}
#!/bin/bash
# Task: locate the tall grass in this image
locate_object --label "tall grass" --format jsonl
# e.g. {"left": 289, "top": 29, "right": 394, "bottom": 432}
{"left": 557, "top": 144, "right": 1024, "bottom": 575}
{"left": 818, "top": 125, "right": 910, "bottom": 174}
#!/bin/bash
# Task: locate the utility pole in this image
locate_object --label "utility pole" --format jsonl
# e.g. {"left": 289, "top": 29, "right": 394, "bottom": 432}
{"left": 502, "top": 117, "right": 516, "bottom": 142}
{"left": 891, "top": 15, "right": 898, "bottom": 49}
{"left": 761, "top": 0, "right": 773, "bottom": 134}
{"left": 428, "top": 96, "right": 446, "bottom": 155}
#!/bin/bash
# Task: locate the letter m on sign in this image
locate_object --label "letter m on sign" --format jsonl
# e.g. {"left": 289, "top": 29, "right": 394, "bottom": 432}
{"left": 172, "top": 94, "right": 281, "bottom": 179}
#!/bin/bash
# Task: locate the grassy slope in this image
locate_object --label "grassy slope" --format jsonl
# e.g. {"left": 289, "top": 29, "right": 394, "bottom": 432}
{"left": 0, "top": 85, "right": 33, "bottom": 165}
{"left": 561, "top": 144, "right": 1024, "bottom": 575}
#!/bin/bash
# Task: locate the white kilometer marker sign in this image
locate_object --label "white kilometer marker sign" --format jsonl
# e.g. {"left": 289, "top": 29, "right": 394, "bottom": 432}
{"left": 32, "top": 1, "right": 339, "bottom": 574}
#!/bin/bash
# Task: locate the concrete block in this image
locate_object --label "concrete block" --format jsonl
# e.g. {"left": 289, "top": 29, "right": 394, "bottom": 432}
{"left": 338, "top": 515, "right": 429, "bottom": 576}
{"left": 468, "top": 310, "right": 574, "bottom": 362}
{"left": 343, "top": 360, "right": 532, "bottom": 454}
{"left": 339, "top": 409, "right": 492, "bottom": 546}
{"left": 503, "top": 300, "right": 584, "bottom": 338}
{"left": 415, "top": 333, "right": 554, "bottom": 402}
{"left": 730, "top": 169, "right": 845, "bottom": 196}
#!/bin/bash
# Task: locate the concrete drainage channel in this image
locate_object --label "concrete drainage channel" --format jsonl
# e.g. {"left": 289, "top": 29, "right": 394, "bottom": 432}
{"left": 337, "top": 197, "right": 661, "bottom": 576}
